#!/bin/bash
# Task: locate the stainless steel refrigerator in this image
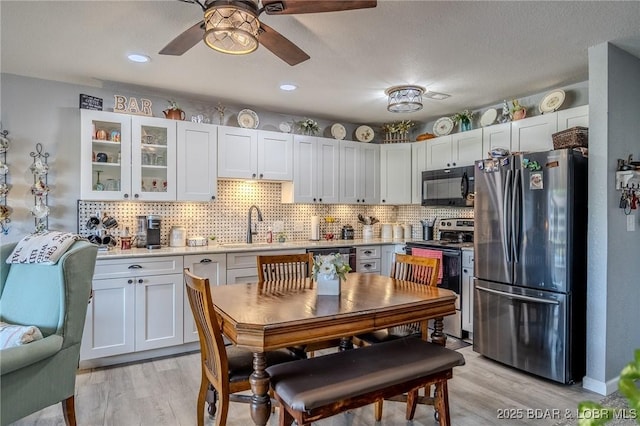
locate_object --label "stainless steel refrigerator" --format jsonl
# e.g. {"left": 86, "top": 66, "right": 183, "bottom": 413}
{"left": 473, "top": 149, "right": 587, "bottom": 384}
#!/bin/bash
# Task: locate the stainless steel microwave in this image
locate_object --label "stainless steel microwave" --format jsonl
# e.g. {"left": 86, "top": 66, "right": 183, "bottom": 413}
{"left": 421, "top": 165, "right": 475, "bottom": 207}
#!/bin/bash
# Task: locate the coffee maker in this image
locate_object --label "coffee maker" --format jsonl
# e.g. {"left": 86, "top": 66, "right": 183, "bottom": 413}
{"left": 146, "top": 215, "right": 162, "bottom": 249}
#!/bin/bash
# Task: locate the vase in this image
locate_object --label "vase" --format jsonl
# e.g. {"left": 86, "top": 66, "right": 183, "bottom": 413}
{"left": 316, "top": 274, "right": 341, "bottom": 295}
{"left": 362, "top": 225, "right": 374, "bottom": 240}
{"left": 460, "top": 121, "right": 472, "bottom": 132}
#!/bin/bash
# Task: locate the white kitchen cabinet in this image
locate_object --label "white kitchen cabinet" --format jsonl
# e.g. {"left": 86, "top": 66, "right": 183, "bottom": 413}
{"left": 183, "top": 254, "right": 227, "bottom": 343}
{"left": 426, "top": 129, "right": 483, "bottom": 170}
{"left": 411, "top": 141, "right": 428, "bottom": 204}
{"left": 339, "top": 140, "right": 380, "bottom": 204}
{"left": 380, "top": 244, "right": 400, "bottom": 277}
{"left": 356, "top": 246, "right": 381, "bottom": 274}
{"left": 380, "top": 144, "right": 412, "bottom": 204}
{"left": 511, "top": 113, "right": 557, "bottom": 152}
{"left": 177, "top": 121, "right": 218, "bottom": 201}
{"left": 461, "top": 249, "right": 474, "bottom": 335}
{"left": 557, "top": 105, "right": 589, "bottom": 131}
{"left": 80, "top": 111, "right": 178, "bottom": 201}
{"left": 482, "top": 122, "right": 512, "bottom": 156}
{"left": 217, "top": 127, "right": 293, "bottom": 181}
{"left": 81, "top": 256, "right": 184, "bottom": 361}
{"left": 80, "top": 109, "right": 132, "bottom": 200}
{"left": 281, "top": 136, "right": 340, "bottom": 203}
{"left": 130, "top": 116, "right": 177, "bottom": 201}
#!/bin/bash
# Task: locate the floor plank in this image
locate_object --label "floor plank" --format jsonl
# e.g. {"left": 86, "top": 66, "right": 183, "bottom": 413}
{"left": 10, "top": 346, "right": 611, "bottom": 426}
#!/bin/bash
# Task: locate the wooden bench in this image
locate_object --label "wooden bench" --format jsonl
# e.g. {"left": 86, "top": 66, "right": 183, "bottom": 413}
{"left": 265, "top": 337, "right": 465, "bottom": 426}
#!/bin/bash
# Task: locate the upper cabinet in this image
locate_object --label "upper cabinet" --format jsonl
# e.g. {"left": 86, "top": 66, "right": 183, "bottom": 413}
{"left": 176, "top": 121, "right": 217, "bottom": 201}
{"left": 217, "top": 126, "right": 292, "bottom": 181}
{"left": 380, "top": 144, "right": 412, "bottom": 205}
{"left": 510, "top": 113, "right": 557, "bottom": 153}
{"left": 81, "top": 111, "right": 177, "bottom": 201}
{"left": 339, "top": 140, "right": 380, "bottom": 204}
{"left": 411, "top": 141, "right": 428, "bottom": 204}
{"left": 426, "top": 128, "right": 483, "bottom": 170}
{"left": 482, "top": 122, "right": 511, "bottom": 157}
{"left": 557, "top": 105, "right": 589, "bottom": 131}
{"left": 281, "top": 136, "right": 340, "bottom": 203}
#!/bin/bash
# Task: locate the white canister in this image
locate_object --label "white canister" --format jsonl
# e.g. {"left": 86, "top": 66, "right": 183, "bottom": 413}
{"left": 381, "top": 223, "right": 393, "bottom": 239}
{"left": 403, "top": 224, "right": 412, "bottom": 239}
{"left": 362, "top": 224, "right": 374, "bottom": 240}
{"left": 393, "top": 224, "right": 403, "bottom": 239}
{"left": 169, "top": 226, "right": 186, "bottom": 247}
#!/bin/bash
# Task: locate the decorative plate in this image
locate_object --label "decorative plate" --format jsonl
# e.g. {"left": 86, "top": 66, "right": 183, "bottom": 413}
{"left": 237, "top": 109, "right": 259, "bottom": 129}
{"left": 539, "top": 90, "right": 565, "bottom": 114}
{"left": 279, "top": 122, "right": 291, "bottom": 133}
{"left": 355, "top": 125, "right": 374, "bottom": 142}
{"left": 433, "top": 117, "right": 454, "bottom": 136}
{"left": 331, "top": 123, "right": 347, "bottom": 140}
{"left": 480, "top": 108, "right": 498, "bottom": 127}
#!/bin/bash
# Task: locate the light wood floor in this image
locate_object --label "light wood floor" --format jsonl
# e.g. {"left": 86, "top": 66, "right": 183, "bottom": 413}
{"left": 11, "top": 346, "right": 602, "bottom": 426}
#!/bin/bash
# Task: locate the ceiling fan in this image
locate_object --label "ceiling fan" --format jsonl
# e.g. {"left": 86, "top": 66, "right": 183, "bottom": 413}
{"left": 159, "top": 0, "right": 377, "bottom": 66}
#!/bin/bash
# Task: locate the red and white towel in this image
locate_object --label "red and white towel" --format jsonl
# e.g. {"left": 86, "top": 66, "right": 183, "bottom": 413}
{"left": 410, "top": 248, "right": 443, "bottom": 283}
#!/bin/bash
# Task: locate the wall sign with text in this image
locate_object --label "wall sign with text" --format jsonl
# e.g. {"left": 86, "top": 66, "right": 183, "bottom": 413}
{"left": 113, "top": 95, "right": 153, "bottom": 116}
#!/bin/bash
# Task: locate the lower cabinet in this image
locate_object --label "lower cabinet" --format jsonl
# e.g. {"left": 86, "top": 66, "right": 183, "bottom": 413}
{"left": 81, "top": 256, "right": 184, "bottom": 361}
{"left": 461, "top": 249, "right": 474, "bottom": 336}
{"left": 380, "top": 244, "right": 402, "bottom": 277}
{"left": 356, "top": 246, "right": 381, "bottom": 274}
{"left": 183, "top": 253, "right": 227, "bottom": 343}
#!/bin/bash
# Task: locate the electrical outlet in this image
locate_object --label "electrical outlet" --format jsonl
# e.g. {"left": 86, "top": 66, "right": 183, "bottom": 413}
{"left": 293, "top": 222, "right": 304, "bottom": 232}
{"left": 627, "top": 215, "right": 635, "bottom": 232}
{"left": 272, "top": 221, "right": 284, "bottom": 232}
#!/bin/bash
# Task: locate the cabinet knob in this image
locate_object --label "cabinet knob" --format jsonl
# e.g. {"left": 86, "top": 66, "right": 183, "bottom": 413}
{"left": 447, "top": 163, "right": 451, "bottom": 167}
{"left": 362, "top": 199, "right": 365, "bottom": 203}
{"left": 382, "top": 199, "right": 386, "bottom": 203}
{"left": 134, "top": 194, "right": 139, "bottom": 199}
{"left": 463, "top": 269, "right": 468, "bottom": 273}
{"left": 211, "top": 195, "right": 216, "bottom": 200}
{"left": 138, "top": 279, "right": 143, "bottom": 284}
{"left": 252, "top": 173, "right": 256, "bottom": 178}
{"left": 318, "top": 198, "right": 323, "bottom": 202}
{"left": 356, "top": 199, "right": 360, "bottom": 203}
{"left": 127, "top": 279, "right": 133, "bottom": 284}
{"left": 124, "top": 193, "right": 129, "bottom": 199}
{"left": 313, "top": 198, "right": 317, "bottom": 202}
{"left": 452, "top": 162, "right": 456, "bottom": 166}
{"left": 259, "top": 173, "right": 263, "bottom": 179}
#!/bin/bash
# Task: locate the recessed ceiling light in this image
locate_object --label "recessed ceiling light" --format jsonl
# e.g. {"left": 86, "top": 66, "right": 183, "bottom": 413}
{"left": 279, "top": 84, "right": 297, "bottom": 91}
{"left": 127, "top": 54, "right": 150, "bottom": 63}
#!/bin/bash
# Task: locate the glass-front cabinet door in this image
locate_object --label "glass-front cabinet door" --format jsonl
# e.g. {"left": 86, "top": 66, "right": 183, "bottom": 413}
{"left": 80, "top": 110, "right": 132, "bottom": 200}
{"left": 131, "top": 116, "right": 176, "bottom": 201}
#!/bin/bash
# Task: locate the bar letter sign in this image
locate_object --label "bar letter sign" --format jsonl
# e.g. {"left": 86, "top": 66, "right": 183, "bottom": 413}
{"left": 113, "top": 95, "right": 153, "bottom": 116}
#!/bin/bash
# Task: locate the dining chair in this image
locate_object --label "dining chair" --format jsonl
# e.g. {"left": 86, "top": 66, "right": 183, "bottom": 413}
{"left": 183, "top": 269, "right": 300, "bottom": 426}
{"left": 257, "top": 252, "right": 314, "bottom": 282}
{"left": 353, "top": 254, "right": 441, "bottom": 422}
{"left": 256, "top": 253, "right": 340, "bottom": 356}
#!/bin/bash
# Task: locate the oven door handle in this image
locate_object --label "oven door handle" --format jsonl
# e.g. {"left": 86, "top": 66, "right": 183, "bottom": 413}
{"left": 475, "top": 285, "right": 559, "bottom": 305}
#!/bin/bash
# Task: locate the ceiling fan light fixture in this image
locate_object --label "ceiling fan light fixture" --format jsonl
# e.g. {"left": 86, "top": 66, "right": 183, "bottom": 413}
{"left": 385, "top": 85, "right": 425, "bottom": 113}
{"left": 203, "top": 1, "right": 260, "bottom": 55}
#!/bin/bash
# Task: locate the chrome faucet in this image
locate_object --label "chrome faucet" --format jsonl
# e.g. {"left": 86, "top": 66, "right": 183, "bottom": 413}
{"left": 246, "top": 205, "right": 263, "bottom": 243}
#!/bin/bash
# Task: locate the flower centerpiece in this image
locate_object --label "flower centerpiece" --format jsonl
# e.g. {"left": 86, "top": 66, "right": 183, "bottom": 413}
{"left": 312, "top": 253, "right": 352, "bottom": 295}
{"left": 451, "top": 110, "right": 474, "bottom": 132}
{"left": 297, "top": 118, "right": 320, "bottom": 135}
{"left": 381, "top": 120, "right": 414, "bottom": 143}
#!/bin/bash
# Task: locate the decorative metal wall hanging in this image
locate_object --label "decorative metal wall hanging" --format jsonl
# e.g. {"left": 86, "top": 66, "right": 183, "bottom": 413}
{"left": 30, "top": 143, "right": 50, "bottom": 231}
{"left": 0, "top": 128, "right": 10, "bottom": 234}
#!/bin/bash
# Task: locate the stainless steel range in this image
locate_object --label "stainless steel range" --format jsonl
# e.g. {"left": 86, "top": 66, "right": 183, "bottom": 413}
{"left": 405, "top": 218, "right": 474, "bottom": 339}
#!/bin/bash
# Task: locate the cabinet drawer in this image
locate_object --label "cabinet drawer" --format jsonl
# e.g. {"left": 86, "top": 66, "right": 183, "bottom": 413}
{"left": 226, "top": 249, "right": 304, "bottom": 269}
{"left": 357, "top": 259, "right": 380, "bottom": 274}
{"left": 356, "top": 246, "right": 381, "bottom": 260}
{"left": 462, "top": 250, "right": 474, "bottom": 268}
{"left": 94, "top": 256, "right": 184, "bottom": 280}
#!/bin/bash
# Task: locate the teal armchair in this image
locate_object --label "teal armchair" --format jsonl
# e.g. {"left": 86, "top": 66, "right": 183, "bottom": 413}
{"left": 0, "top": 240, "right": 97, "bottom": 426}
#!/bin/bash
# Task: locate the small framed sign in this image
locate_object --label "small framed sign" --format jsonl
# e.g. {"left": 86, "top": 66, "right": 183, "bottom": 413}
{"left": 79, "top": 94, "right": 103, "bottom": 111}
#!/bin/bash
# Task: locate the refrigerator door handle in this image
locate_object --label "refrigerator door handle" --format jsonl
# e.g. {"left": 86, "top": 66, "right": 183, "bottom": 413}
{"left": 503, "top": 169, "right": 513, "bottom": 263}
{"left": 476, "top": 285, "right": 560, "bottom": 305}
{"left": 511, "top": 168, "right": 522, "bottom": 263}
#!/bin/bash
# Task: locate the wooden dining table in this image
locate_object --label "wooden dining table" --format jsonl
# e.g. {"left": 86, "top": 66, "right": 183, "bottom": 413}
{"left": 210, "top": 272, "right": 457, "bottom": 426}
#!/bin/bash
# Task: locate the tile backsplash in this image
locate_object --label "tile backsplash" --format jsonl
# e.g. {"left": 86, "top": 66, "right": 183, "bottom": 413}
{"left": 78, "top": 181, "right": 472, "bottom": 245}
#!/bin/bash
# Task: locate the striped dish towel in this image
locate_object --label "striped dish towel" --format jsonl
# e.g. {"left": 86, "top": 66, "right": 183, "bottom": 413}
{"left": 410, "top": 248, "right": 443, "bottom": 283}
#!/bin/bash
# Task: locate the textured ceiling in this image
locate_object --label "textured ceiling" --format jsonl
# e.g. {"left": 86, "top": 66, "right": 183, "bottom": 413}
{"left": 2, "top": 1, "right": 640, "bottom": 125}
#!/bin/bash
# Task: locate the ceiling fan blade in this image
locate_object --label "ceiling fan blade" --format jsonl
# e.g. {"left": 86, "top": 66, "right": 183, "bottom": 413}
{"left": 262, "top": 0, "right": 377, "bottom": 15}
{"left": 259, "top": 22, "right": 310, "bottom": 66}
{"left": 159, "top": 20, "right": 205, "bottom": 55}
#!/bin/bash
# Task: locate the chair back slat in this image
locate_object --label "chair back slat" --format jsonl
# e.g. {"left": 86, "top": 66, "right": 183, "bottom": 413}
{"left": 184, "top": 269, "right": 228, "bottom": 389}
{"left": 257, "top": 253, "right": 314, "bottom": 282}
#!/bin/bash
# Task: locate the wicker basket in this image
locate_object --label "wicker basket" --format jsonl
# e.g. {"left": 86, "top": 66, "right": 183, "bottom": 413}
{"left": 552, "top": 126, "right": 588, "bottom": 150}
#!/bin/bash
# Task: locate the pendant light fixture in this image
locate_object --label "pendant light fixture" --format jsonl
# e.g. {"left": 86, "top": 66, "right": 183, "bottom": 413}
{"left": 385, "top": 85, "right": 425, "bottom": 113}
{"left": 203, "top": 0, "right": 260, "bottom": 55}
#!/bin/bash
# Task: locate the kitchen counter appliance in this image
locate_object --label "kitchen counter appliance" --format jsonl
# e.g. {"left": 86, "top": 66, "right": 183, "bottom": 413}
{"left": 405, "top": 218, "right": 474, "bottom": 339}
{"left": 146, "top": 215, "right": 162, "bottom": 249}
{"left": 473, "top": 149, "right": 587, "bottom": 384}
{"left": 341, "top": 225, "right": 354, "bottom": 240}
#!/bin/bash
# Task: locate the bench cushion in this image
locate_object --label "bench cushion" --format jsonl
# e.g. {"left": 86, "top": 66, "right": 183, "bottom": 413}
{"left": 266, "top": 337, "right": 465, "bottom": 412}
